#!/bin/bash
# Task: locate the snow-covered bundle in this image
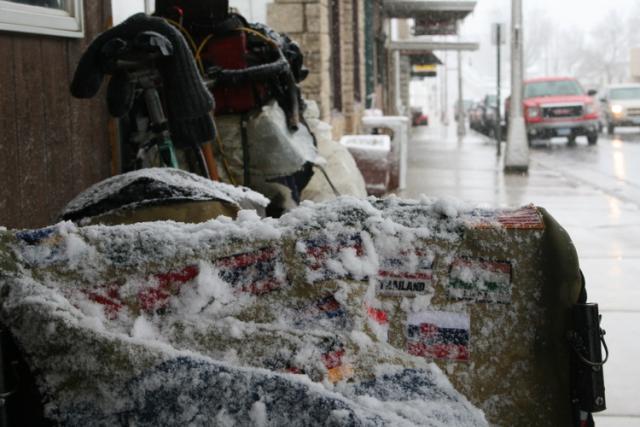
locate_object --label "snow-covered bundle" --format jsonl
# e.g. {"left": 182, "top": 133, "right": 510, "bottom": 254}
{"left": 59, "top": 168, "right": 270, "bottom": 225}
{"left": 0, "top": 196, "right": 582, "bottom": 425}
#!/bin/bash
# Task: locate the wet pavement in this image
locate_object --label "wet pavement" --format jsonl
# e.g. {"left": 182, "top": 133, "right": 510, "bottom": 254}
{"left": 400, "top": 124, "right": 640, "bottom": 426}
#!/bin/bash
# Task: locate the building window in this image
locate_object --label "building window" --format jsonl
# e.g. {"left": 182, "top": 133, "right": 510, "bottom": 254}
{"left": 352, "top": 0, "right": 361, "bottom": 103}
{"left": 330, "top": 0, "right": 342, "bottom": 111}
{"left": 0, "top": 0, "right": 84, "bottom": 38}
{"left": 376, "top": 33, "right": 386, "bottom": 86}
{"left": 112, "top": 0, "right": 154, "bottom": 25}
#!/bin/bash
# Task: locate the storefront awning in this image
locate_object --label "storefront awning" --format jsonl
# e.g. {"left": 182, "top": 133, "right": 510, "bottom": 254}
{"left": 389, "top": 39, "right": 479, "bottom": 52}
{"left": 383, "top": 0, "right": 476, "bottom": 19}
{"left": 408, "top": 52, "right": 443, "bottom": 65}
{"left": 384, "top": 0, "right": 477, "bottom": 35}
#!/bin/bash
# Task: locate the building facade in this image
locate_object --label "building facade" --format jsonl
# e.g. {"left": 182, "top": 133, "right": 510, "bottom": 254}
{"left": 268, "top": 0, "right": 376, "bottom": 138}
{"left": 0, "top": 0, "right": 113, "bottom": 229}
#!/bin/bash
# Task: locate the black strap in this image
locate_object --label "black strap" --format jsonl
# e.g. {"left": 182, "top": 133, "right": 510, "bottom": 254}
{"left": 315, "top": 165, "right": 341, "bottom": 198}
{"left": 578, "top": 270, "right": 588, "bottom": 304}
{"left": 0, "top": 325, "right": 12, "bottom": 427}
{"left": 240, "top": 114, "right": 251, "bottom": 187}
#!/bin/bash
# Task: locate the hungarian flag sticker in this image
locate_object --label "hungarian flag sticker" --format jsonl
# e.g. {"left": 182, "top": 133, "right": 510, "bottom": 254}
{"left": 447, "top": 258, "right": 512, "bottom": 304}
{"left": 406, "top": 311, "right": 470, "bottom": 362}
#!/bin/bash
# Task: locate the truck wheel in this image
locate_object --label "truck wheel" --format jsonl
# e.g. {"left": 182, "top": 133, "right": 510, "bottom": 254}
{"left": 588, "top": 133, "right": 598, "bottom": 145}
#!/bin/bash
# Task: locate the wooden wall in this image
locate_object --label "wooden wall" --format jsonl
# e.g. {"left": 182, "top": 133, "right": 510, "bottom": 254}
{"left": 0, "top": 1, "right": 113, "bottom": 229}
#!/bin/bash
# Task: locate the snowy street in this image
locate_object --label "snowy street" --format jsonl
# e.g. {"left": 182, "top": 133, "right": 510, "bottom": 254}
{"left": 401, "top": 124, "right": 640, "bottom": 426}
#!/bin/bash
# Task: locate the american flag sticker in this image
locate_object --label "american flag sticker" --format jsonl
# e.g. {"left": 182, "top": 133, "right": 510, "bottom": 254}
{"left": 297, "top": 233, "right": 365, "bottom": 282}
{"left": 406, "top": 311, "right": 470, "bottom": 362}
{"left": 214, "top": 247, "right": 286, "bottom": 295}
{"left": 447, "top": 258, "right": 512, "bottom": 304}
{"left": 468, "top": 205, "right": 545, "bottom": 230}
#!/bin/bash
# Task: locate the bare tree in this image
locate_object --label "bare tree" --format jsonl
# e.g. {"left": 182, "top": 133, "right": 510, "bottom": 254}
{"left": 544, "top": 10, "right": 631, "bottom": 86}
{"left": 524, "top": 7, "right": 555, "bottom": 70}
{"left": 590, "top": 10, "right": 629, "bottom": 84}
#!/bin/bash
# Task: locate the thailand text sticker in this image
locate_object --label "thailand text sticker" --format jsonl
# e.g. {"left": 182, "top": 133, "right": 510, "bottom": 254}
{"left": 376, "top": 246, "right": 435, "bottom": 297}
{"left": 447, "top": 258, "right": 512, "bottom": 304}
{"left": 406, "top": 311, "right": 470, "bottom": 362}
{"left": 214, "top": 246, "right": 286, "bottom": 295}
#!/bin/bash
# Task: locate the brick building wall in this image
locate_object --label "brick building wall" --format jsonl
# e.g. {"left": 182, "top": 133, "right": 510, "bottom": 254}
{"left": 268, "top": 0, "right": 367, "bottom": 139}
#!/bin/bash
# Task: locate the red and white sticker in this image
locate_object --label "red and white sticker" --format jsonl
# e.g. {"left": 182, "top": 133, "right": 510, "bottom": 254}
{"left": 214, "top": 247, "right": 286, "bottom": 295}
{"left": 406, "top": 311, "right": 470, "bottom": 362}
{"left": 297, "top": 233, "right": 365, "bottom": 282}
{"left": 85, "top": 265, "right": 200, "bottom": 318}
{"left": 469, "top": 205, "right": 545, "bottom": 230}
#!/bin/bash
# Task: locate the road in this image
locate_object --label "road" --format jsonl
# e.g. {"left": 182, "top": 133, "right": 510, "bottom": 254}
{"left": 527, "top": 132, "right": 640, "bottom": 296}
{"left": 402, "top": 125, "right": 640, "bottom": 426}
{"left": 531, "top": 132, "right": 640, "bottom": 427}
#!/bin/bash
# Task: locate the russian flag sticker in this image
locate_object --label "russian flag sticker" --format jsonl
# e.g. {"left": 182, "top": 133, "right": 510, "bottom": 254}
{"left": 406, "top": 311, "right": 470, "bottom": 362}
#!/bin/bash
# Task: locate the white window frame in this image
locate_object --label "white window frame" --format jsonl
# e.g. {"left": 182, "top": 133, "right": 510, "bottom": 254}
{"left": 0, "top": 0, "right": 85, "bottom": 38}
{"left": 144, "top": 0, "right": 153, "bottom": 14}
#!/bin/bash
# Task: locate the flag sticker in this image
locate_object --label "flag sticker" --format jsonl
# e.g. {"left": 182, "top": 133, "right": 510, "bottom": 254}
{"left": 447, "top": 258, "right": 512, "bottom": 304}
{"left": 468, "top": 205, "right": 545, "bottom": 230}
{"left": 297, "top": 233, "right": 365, "bottom": 282}
{"left": 376, "top": 247, "right": 435, "bottom": 296}
{"left": 406, "top": 311, "right": 470, "bottom": 362}
{"left": 294, "top": 295, "right": 350, "bottom": 330}
{"left": 214, "top": 247, "right": 286, "bottom": 295}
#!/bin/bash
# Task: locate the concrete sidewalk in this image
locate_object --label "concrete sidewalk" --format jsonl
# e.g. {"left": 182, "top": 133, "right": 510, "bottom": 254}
{"left": 400, "top": 124, "right": 639, "bottom": 427}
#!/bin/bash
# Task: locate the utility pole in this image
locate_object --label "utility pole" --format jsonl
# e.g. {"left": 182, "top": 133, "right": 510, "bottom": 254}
{"left": 443, "top": 51, "right": 449, "bottom": 126}
{"left": 504, "top": 0, "right": 529, "bottom": 172}
{"left": 493, "top": 23, "right": 505, "bottom": 155}
{"left": 457, "top": 49, "right": 465, "bottom": 137}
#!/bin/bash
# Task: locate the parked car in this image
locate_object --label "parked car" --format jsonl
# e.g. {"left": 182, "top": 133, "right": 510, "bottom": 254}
{"left": 468, "top": 101, "right": 485, "bottom": 132}
{"left": 480, "top": 94, "right": 499, "bottom": 136}
{"left": 411, "top": 107, "right": 429, "bottom": 126}
{"left": 507, "top": 77, "right": 599, "bottom": 145}
{"left": 597, "top": 83, "right": 640, "bottom": 134}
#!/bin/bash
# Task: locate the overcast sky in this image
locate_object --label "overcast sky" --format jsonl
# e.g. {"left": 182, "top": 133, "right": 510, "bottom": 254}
{"left": 449, "top": 0, "right": 640, "bottom": 99}
{"left": 462, "top": 0, "right": 638, "bottom": 37}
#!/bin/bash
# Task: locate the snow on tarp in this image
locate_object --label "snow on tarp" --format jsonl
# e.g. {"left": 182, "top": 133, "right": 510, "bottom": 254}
{"left": 0, "top": 196, "right": 576, "bottom": 425}
{"left": 59, "top": 168, "right": 270, "bottom": 222}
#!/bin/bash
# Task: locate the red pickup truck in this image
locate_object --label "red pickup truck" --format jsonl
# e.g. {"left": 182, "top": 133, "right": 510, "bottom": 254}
{"left": 507, "top": 77, "right": 599, "bottom": 145}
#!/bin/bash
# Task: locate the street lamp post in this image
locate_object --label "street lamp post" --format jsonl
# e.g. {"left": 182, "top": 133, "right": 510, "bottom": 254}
{"left": 504, "top": 0, "right": 529, "bottom": 172}
{"left": 457, "top": 49, "right": 465, "bottom": 137}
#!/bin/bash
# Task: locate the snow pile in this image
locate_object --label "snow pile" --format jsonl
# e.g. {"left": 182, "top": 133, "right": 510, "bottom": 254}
{"left": 0, "top": 196, "right": 560, "bottom": 426}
